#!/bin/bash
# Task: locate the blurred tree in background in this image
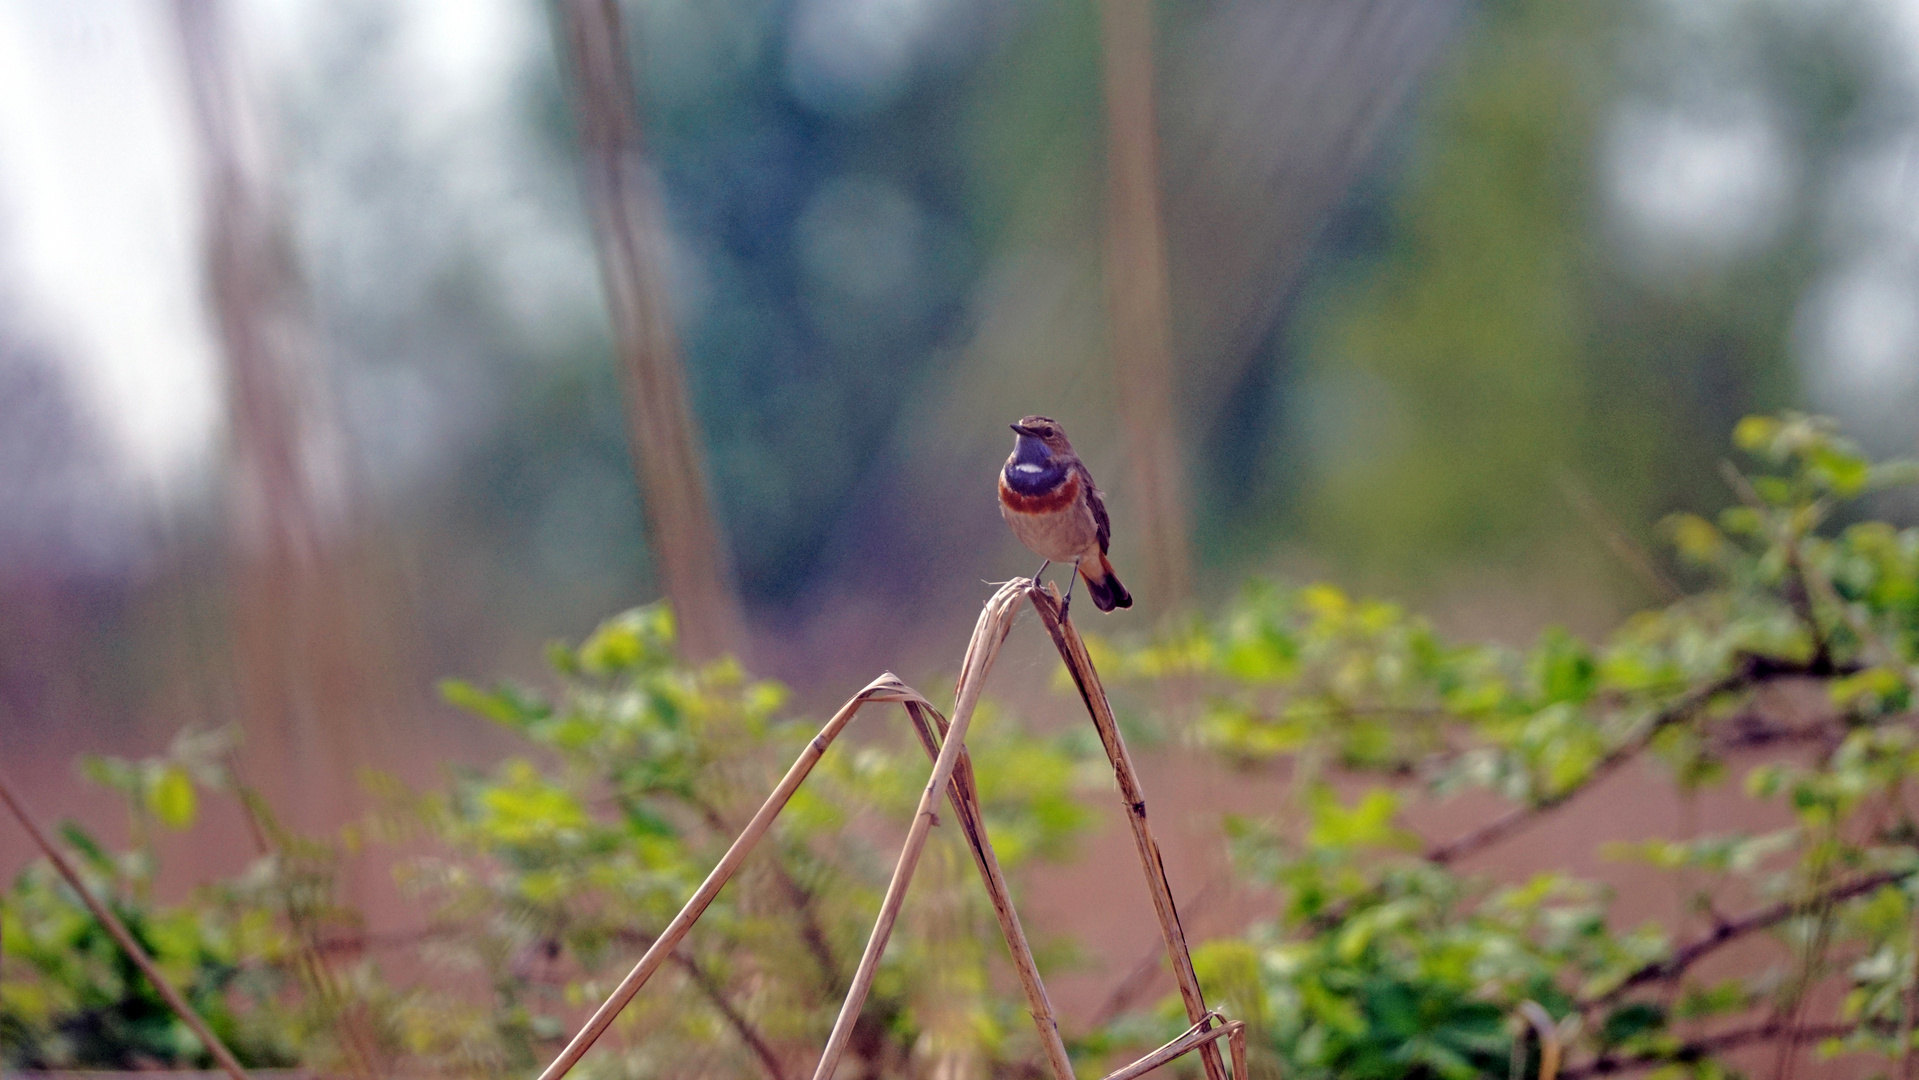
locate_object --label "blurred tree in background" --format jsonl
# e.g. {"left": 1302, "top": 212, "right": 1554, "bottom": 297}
{"left": 1254, "top": 0, "right": 1919, "bottom": 602}
{"left": 8, "top": 0, "right": 1919, "bottom": 746}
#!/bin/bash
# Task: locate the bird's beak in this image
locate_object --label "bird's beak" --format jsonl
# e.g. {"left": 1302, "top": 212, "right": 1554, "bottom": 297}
{"left": 1010, "top": 423, "right": 1037, "bottom": 437}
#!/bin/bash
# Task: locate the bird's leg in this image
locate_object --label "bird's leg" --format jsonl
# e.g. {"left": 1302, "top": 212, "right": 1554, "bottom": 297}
{"left": 1031, "top": 560, "right": 1050, "bottom": 591}
{"left": 1060, "top": 558, "right": 1081, "bottom": 620}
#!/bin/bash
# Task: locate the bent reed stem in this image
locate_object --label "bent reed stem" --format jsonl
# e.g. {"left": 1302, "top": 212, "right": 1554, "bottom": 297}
{"left": 538, "top": 578, "right": 1230, "bottom": 1080}
{"left": 905, "top": 697, "right": 1075, "bottom": 1080}
{"left": 534, "top": 671, "right": 928, "bottom": 1080}
{"left": 1028, "top": 582, "right": 1229, "bottom": 1080}
{"left": 808, "top": 581, "right": 1029, "bottom": 1080}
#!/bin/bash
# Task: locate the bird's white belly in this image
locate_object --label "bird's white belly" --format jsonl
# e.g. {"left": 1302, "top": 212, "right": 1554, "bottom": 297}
{"left": 1002, "top": 500, "right": 1099, "bottom": 562}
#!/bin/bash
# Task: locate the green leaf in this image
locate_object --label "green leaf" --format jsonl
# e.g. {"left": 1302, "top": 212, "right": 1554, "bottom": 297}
{"left": 1829, "top": 668, "right": 1904, "bottom": 708}
{"left": 146, "top": 767, "right": 197, "bottom": 830}
{"left": 1811, "top": 446, "right": 1871, "bottom": 497}
{"left": 439, "top": 678, "right": 546, "bottom": 728}
{"left": 57, "top": 820, "right": 114, "bottom": 874}
{"left": 1733, "top": 415, "right": 1781, "bottom": 453}
{"left": 1307, "top": 788, "right": 1411, "bottom": 850}
{"left": 1665, "top": 513, "right": 1726, "bottom": 565}
{"left": 1599, "top": 1001, "right": 1667, "bottom": 1047}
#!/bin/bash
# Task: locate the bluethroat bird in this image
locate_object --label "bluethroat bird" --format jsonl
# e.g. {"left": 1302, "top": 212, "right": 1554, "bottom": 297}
{"left": 999, "top": 415, "right": 1132, "bottom": 616}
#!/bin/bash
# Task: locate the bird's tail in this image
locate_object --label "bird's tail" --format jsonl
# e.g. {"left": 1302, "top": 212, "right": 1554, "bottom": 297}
{"left": 1080, "top": 553, "right": 1133, "bottom": 612}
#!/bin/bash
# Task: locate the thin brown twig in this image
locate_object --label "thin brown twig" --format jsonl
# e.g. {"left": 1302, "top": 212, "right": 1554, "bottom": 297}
{"left": 0, "top": 772, "right": 252, "bottom": 1080}
{"left": 1097, "top": 1012, "right": 1212, "bottom": 1080}
{"left": 904, "top": 699, "right": 1076, "bottom": 1080}
{"left": 1029, "top": 582, "right": 1229, "bottom": 1080}
{"left": 1427, "top": 654, "right": 1843, "bottom": 866}
{"left": 666, "top": 947, "right": 789, "bottom": 1080}
{"left": 690, "top": 793, "right": 846, "bottom": 995}
{"left": 1560, "top": 1020, "right": 1856, "bottom": 1080}
{"left": 1582, "top": 867, "right": 1916, "bottom": 1011}
{"left": 1296, "top": 662, "right": 1844, "bottom": 942}
{"left": 1425, "top": 672, "right": 1744, "bottom": 865}
{"left": 229, "top": 773, "right": 379, "bottom": 1080}
{"left": 1769, "top": 839, "right": 1841, "bottom": 1080}
{"left": 770, "top": 863, "right": 848, "bottom": 994}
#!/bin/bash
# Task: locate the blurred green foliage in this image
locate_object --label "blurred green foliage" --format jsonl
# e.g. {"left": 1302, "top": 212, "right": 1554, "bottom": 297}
{"left": 400, "top": 604, "right": 1095, "bottom": 1076}
{"left": 13, "top": 413, "right": 1919, "bottom": 1078}
{"left": 1113, "top": 414, "right": 1919, "bottom": 1077}
{"left": 0, "top": 730, "right": 301, "bottom": 1071}
{"left": 3, "top": 604, "right": 1097, "bottom": 1077}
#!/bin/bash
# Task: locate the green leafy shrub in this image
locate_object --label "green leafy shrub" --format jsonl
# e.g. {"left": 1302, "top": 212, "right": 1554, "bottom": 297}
{"left": 0, "top": 730, "right": 303, "bottom": 1071}
{"left": 387, "top": 604, "right": 1097, "bottom": 1077}
{"left": 5, "top": 606, "right": 1097, "bottom": 1078}
{"left": 1112, "top": 414, "right": 1919, "bottom": 1078}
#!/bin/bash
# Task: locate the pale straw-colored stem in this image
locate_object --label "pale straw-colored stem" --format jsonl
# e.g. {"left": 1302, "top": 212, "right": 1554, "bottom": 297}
{"left": 1519, "top": 1000, "right": 1563, "bottom": 1080}
{"left": 904, "top": 699, "right": 1074, "bottom": 1080}
{"left": 0, "top": 772, "right": 252, "bottom": 1080}
{"left": 1096, "top": 1010, "right": 1245, "bottom": 1080}
{"left": 1028, "top": 582, "right": 1228, "bottom": 1080}
{"left": 809, "top": 581, "right": 1029, "bottom": 1080}
{"left": 535, "top": 672, "right": 929, "bottom": 1080}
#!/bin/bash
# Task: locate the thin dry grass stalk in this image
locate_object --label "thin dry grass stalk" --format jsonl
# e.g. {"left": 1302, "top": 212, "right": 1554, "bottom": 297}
{"left": 904, "top": 698, "right": 1075, "bottom": 1080}
{"left": 556, "top": 0, "right": 746, "bottom": 661}
{"left": 808, "top": 580, "right": 1030, "bottom": 1080}
{"left": 1027, "top": 582, "right": 1229, "bottom": 1080}
{"left": 538, "top": 578, "right": 1232, "bottom": 1080}
{"left": 534, "top": 671, "right": 930, "bottom": 1080}
{"left": 1099, "top": 0, "right": 1193, "bottom": 609}
{"left": 1096, "top": 1009, "right": 1248, "bottom": 1080}
{"left": 0, "top": 771, "right": 253, "bottom": 1080}
{"left": 1518, "top": 1000, "right": 1563, "bottom": 1080}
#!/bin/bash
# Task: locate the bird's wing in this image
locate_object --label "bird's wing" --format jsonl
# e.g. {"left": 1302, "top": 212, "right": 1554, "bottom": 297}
{"left": 1080, "top": 464, "right": 1112, "bottom": 554}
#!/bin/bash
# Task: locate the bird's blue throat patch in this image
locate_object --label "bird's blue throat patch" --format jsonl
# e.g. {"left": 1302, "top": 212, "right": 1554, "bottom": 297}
{"left": 1004, "top": 436, "right": 1068, "bottom": 496}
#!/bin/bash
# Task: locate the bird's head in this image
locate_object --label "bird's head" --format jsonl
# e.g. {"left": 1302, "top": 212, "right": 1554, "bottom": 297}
{"left": 1009, "top": 415, "right": 1073, "bottom": 457}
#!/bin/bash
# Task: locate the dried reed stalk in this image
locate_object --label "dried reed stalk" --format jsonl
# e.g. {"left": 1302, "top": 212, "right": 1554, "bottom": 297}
{"left": 1095, "top": 1010, "right": 1248, "bottom": 1080}
{"left": 1027, "top": 582, "right": 1228, "bottom": 1080}
{"left": 808, "top": 581, "right": 1030, "bottom": 1080}
{"left": 1518, "top": 1000, "right": 1563, "bottom": 1080}
{"left": 540, "top": 577, "right": 1229, "bottom": 1080}
{"left": 0, "top": 772, "right": 252, "bottom": 1080}
{"left": 1100, "top": 0, "right": 1192, "bottom": 609}
{"left": 535, "top": 672, "right": 935, "bottom": 1080}
{"left": 904, "top": 698, "right": 1075, "bottom": 1080}
{"left": 556, "top": 0, "right": 745, "bottom": 661}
